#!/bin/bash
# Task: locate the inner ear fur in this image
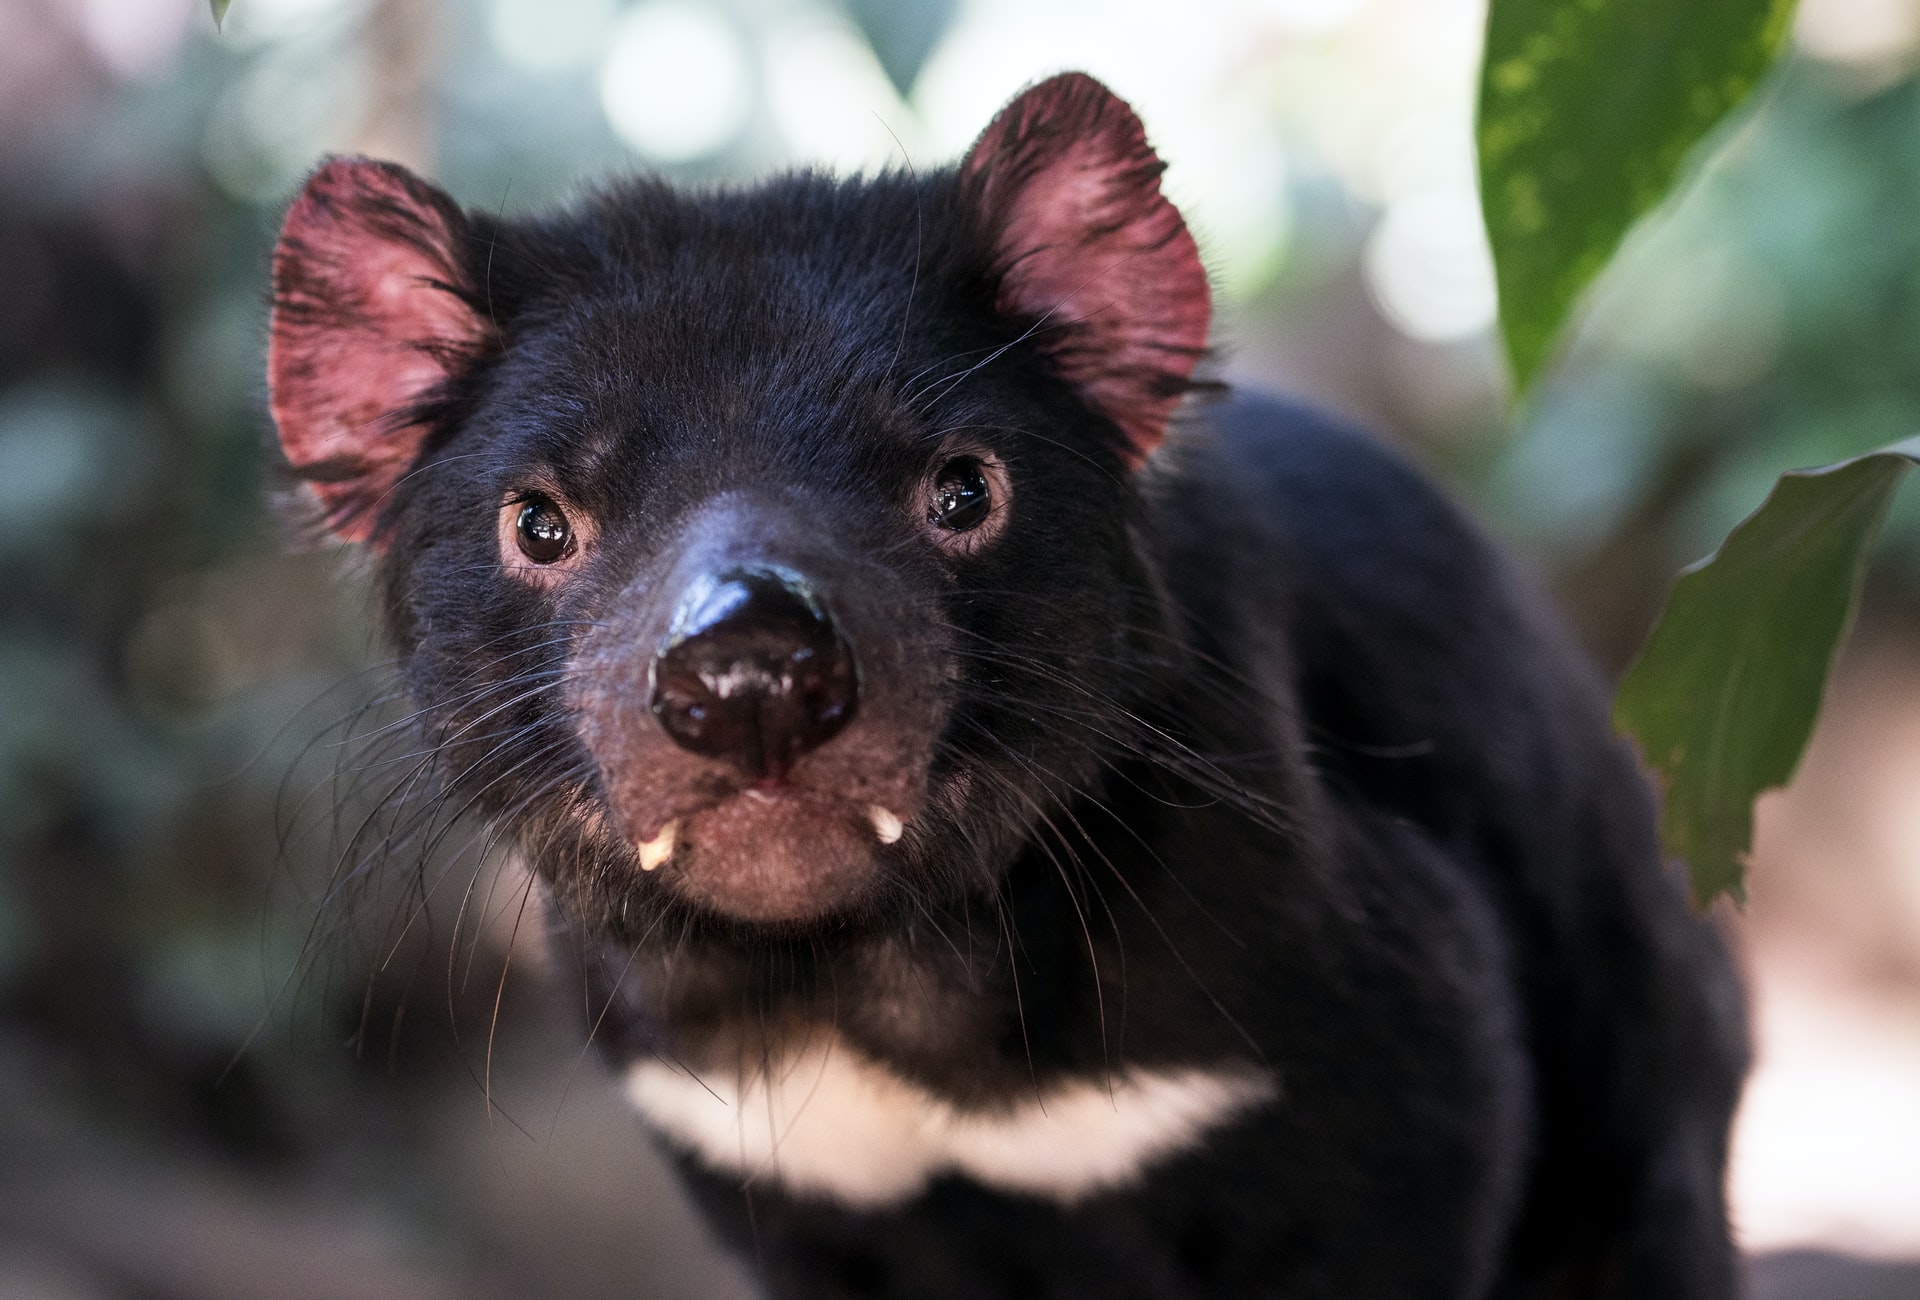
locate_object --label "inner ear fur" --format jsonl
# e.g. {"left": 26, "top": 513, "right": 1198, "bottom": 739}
{"left": 268, "top": 157, "right": 493, "bottom": 543}
{"left": 960, "top": 73, "right": 1212, "bottom": 468}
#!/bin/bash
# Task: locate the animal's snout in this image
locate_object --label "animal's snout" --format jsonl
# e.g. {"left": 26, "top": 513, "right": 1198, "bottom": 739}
{"left": 648, "top": 566, "right": 859, "bottom": 782}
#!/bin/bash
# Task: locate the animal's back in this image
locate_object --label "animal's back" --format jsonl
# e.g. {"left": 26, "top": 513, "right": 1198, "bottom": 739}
{"left": 1169, "top": 391, "right": 1748, "bottom": 1296}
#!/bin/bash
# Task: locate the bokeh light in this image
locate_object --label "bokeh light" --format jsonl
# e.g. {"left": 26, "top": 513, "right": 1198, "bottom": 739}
{"left": 599, "top": 1, "right": 754, "bottom": 162}
{"left": 1363, "top": 185, "right": 1497, "bottom": 340}
{"left": 489, "top": 0, "right": 616, "bottom": 73}
{"left": 765, "top": 15, "right": 918, "bottom": 171}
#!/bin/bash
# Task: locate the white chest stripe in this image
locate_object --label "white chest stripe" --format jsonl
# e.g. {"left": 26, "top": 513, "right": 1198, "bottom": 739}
{"left": 624, "top": 1036, "right": 1275, "bottom": 1208}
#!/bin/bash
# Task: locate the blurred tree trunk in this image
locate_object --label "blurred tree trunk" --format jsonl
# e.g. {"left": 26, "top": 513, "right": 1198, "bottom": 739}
{"left": 351, "top": 0, "right": 439, "bottom": 172}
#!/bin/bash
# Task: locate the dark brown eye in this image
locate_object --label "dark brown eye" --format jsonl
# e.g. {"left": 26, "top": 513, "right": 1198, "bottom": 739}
{"left": 930, "top": 458, "right": 992, "bottom": 532}
{"left": 516, "top": 494, "right": 572, "bottom": 563}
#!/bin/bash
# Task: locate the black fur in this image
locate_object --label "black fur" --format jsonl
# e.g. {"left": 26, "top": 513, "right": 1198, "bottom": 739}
{"left": 295, "top": 156, "right": 1746, "bottom": 1297}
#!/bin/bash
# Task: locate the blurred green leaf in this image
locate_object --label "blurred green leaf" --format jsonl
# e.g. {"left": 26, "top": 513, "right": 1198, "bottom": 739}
{"left": 843, "top": 0, "right": 958, "bottom": 98}
{"left": 1478, "top": 0, "right": 1795, "bottom": 392}
{"left": 1615, "top": 437, "right": 1920, "bottom": 905}
{"left": 211, "top": 0, "right": 230, "bottom": 29}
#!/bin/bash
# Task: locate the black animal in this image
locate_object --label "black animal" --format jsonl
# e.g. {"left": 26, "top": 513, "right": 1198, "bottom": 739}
{"left": 267, "top": 73, "right": 1747, "bottom": 1299}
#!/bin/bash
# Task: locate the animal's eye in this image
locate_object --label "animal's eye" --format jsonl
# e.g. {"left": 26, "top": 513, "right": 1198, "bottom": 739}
{"left": 516, "top": 494, "right": 573, "bottom": 563}
{"left": 929, "top": 458, "right": 992, "bottom": 532}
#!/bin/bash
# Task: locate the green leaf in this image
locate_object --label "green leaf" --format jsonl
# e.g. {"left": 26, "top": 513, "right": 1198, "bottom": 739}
{"left": 211, "top": 0, "right": 230, "bottom": 29}
{"left": 1477, "top": 0, "right": 1795, "bottom": 392}
{"left": 1614, "top": 437, "right": 1920, "bottom": 906}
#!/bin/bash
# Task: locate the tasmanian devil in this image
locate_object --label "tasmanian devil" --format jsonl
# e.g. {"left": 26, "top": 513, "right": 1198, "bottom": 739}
{"left": 266, "top": 73, "right": 1747, "bottom": 1299}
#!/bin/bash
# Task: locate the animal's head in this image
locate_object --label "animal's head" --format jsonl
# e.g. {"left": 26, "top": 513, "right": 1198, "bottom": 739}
{"left": 268, "top": 73, "right": 1211, "bottom": 938}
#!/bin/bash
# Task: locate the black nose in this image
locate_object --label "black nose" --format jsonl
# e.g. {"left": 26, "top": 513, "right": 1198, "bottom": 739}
{"left": 649, "top": 566, "right": 859, "bottom": 781}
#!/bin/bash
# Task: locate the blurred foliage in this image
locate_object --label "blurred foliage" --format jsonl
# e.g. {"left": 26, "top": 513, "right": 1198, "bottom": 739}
{"left": 1478, "top": 0, "right": 1795, "bottom": 391}
{"left": 1616, "top": 440, "right": 1920, "bottom": 904}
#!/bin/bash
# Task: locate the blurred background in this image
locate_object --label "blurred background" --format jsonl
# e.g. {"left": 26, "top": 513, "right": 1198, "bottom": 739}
{"left": 2, "top": 0, "right": 1919, "bottom": 1294}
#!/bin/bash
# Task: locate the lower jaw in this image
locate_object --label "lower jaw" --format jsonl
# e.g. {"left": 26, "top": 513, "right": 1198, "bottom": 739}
{"left": 642, "top": 790, "right": 896, "bottom": 924}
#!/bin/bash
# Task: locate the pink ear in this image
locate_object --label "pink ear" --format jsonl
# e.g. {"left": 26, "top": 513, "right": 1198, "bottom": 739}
{"left": 960, "top": 74, "right": 1210, "bottom": 468}
{"left": 268, "top": 158, "right": 491, "bottom": 542}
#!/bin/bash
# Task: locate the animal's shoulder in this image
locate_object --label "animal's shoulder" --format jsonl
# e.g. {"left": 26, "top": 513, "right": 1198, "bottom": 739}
{"left": 1162, "top": 389, "right": 1631, "bottom": 861}
{"left": 1165, "top": 392, "right": 1539, "bottom": 651}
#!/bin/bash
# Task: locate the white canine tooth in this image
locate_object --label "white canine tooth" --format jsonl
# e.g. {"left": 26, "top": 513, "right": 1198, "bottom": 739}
{"left": 638, "top": 820, "right": 678, "bottom": 871}
{"left": 868, "top": 806, "right": 904, "bottom": 845}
